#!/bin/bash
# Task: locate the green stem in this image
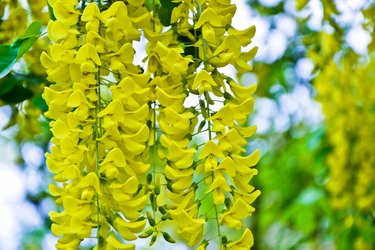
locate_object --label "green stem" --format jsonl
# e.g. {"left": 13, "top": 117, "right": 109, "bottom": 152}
{"left": 153, "top": 102, "right": 157, "bottom": 183}
{"left": 197, "top": 2, "right": 209, "bottom": 69}
{"left": 195, "top": 1, "right": 222, "bottom": 244}
{"left": 152, "top": 0, "right": 156, "bottom": 31}
{"left": 95, "top": 69, "right": 102, "bottom": 247}
{"left": 81, "top": 0, "right": 86, "bottom": 10}
{"left": 204, "top": 92, "right": 222, "bottom": 243}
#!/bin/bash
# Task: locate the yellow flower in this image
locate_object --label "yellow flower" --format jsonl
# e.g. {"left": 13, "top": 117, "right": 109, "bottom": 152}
{"left": 206, "top": 174, "right": 231, "bottom": 204}
{"left": 114, "top": 216, "right": 146, "bottom": 241}
{"left": 227, "top": 228, "right": 254, "bottom": 249}
{"left": 157, "top": 88, "right": 186, "bottom": 111}
{"left": 74, "top": 44, "right": 102, "bottom": 74}
{"left": 231, "top": 149, "right": 260, "bottom": 174}
{"left": 220, "top": 198, "right": 255, "bottom": 230}
{"left": 159, "top": 108, "right": 195, "bottom": 135}
{"left": 107, "top": 43, "right": 135, "bottom": 72}
{"left": 228, "top": 25, "right": 256, "bottom": 46}
{"left": 47, "top": 20, "right": 78, "bottom": 45}
{"left": 192, "top": 70, "right": 217, "bottom": 95}
{"left": 229, "top": 81, "right": 257, "bottom": 103}
{"left": 199, "top": 140, "right": 225, "bottom": 159}
{"left": 81, "top": 3, "right": 101, "bottom": 32}
{"left": 195, "top": 8, "right": 222, "bottom": 45}
{"left": 167, "top": 141, "right": 196, "bottom": 169}
{"left": 53, "top": 0, "right": 80, "bottom": 26}
{"left": 169, "top": 210, "right": 205, "bottom": 247}
{"left": 106, "top": 233, "right": 135, "bottom": 250}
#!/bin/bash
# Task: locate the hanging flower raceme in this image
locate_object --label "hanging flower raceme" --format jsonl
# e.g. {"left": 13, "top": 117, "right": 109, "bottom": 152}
{"left": 315, "top": 55, "right": 375, "bottom": 249}
{"left": 42, "top": 0, "right": 260, "bottom": 249}
{"left": 0, "top": 0, "right": 28, "bottom": 43}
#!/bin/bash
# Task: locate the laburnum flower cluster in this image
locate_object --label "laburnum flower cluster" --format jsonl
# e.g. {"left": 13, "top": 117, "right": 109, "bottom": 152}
{"left": 0, "top": 0, "right": 50, "bottom": 140}
{"left": 315, "top": 55, "right": 375, "bottom": 249}
{"left": 42, "top": 0, "right": 260, "bottom": 249}
{"left": 0, "top": 0, "right": 27, "bottom": 43}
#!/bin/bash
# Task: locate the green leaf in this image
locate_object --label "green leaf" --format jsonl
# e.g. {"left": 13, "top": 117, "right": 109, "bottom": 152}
{"left": 159, "top": 5, "right": 172, "bottom": 26}
{"left": 160, "top": 0, "right": 179, "bottom": 9}
{"left": 0, "top": 73, "right": 43, "bottom": 97}
{"left": 47, "top": 0, "right": 56, "bottom": 21}
{"left": 33, "top": 94, "right": 48, "bottom": 111}
{"left": 145, "top": 0, "right": 160, "bottom": 11}
{"left": 18, "top": 21, "right": 42, "bottom": 40}
{"left": 0, "top": 21, "right": 42, "bottom": 78}
{"left": 0, "top": 44, "right": 19, "bottom": 78}
{"left": 16, "top": 36, "right": 39, "bottom": 59}
{"left": 0, "top": 73, "right": 19, "bottom": 95}
{"left": 0, "top": 73, "right": 37, "bottom": 104}
{"left": 0, "top": 84, "right": 33, "bottom": 104}
{"left": 14, "top": 21, "right": 42, "bottom": 59}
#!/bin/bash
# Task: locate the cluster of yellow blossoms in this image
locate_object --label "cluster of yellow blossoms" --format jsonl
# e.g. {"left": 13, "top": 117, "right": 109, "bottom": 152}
{"left": 0, "top": 0, "right": 49, "bottom": 43}
{"left": 42, "top": 0, "right": 260, "bottom": 249}
{"left": 0, "top": 0, "right": 27, "bottom": 43}
{"left": 315, "top": 52, "right": 375, "bottom": 249}
{"left": 0, "top": 0, "right": 49, "bottom": 140}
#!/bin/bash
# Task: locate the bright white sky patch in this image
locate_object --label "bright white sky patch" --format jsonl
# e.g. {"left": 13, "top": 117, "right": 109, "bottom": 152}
{"left": 346, "top": 26, "right": 371, "bottom": 54}
{"left": 296, "top": 58, "right": 314, "bottom": 80}
{"left": 259, "top": 0, "right": 282, "bottom": 7}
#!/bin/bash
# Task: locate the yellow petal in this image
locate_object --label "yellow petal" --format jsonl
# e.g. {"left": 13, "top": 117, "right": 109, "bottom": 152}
{"left": 77, "top": 172, "right": 101, "bottom": 194}
{"left": 115, "top": 226, "right": 137, "bottom": 241}
{"left": 217, "top": 157, "right": 236, "bottom": 176}
{"left": 98, "top": 99, "right": 124, "bottom": 121}
{"left": 121, "top": 195, "right": 148, "bottom": 210}
{"left": 122, "top": 124, "right": 149, "bottom": 143}
{"left": 100, "top": 147, "right": 126, "bottom": 168}
{"left": 40, "top": 52, "right": 58, "bottom": 69}
{"left": 124, "top": 103, "right": 149, "bottom": 122}
{"left": 192, "top": 70, "right": 217, "bottom": 93}
{"left": 47, "top": 20, "right": 69, "bottom": 41}
{"left": 106, "top": 233, "right": 135, "bottom": 249}
{"left": 202, "top": 24, "right": 217, "bottom": 46}
{"left": 165, "top": 165, "right": 194, "bottom": 179}
{"left": 75, "top": 44, "right": 101, "bottom": 65}
{"left": 207, "top": 105, "right": 234, "bottom": 127}
{"left": 206, "top": 176, "right": 231, "bottom": 193}
{"left": 54, "top": 1, "right": 80, "bottom": 26}
{"left": 172, "top": 175, "right": 193, "bottom": 191}
{"left": 232, "top": 149, "right": 260, "bottom": 172}
{"left": 115, "top": 216, "right": 146, "bottom": 233}
{"left": 229, "top": 81, "right": 257, "bottom": 101}
{"left": 220, "top": 214, "right": 242, "bottom": 230}
{"left": 67, "top": 89, "right": 94, "bottom": 108}
{"left": 195, "top": 8, "right": 221, "bottom": 28}
{"left": 235, "top": 125, "right": 256, "bottom": 138}
{"left": 101, "top": 1, "right": 128, "bottom": 21}
{"left": 51, "top": 119, "right": 69, "bottom": 140}
{"left": 49, "top": 184, "right": 63, "bottom": 196}
{"left": 109, "top": 176, "right": 138, "bottom": 194}
{"left": 157, "top": 88, "right": 185, "bottom": 109}
{"left": 228, "top": 26, "right": 256, "bottom": 46}
{"left": 199, "top": 140, "right": 225, "bottom": 159}
{"left": 227, "top": 228, "right": 254, "bottom": 249}
{"left": 81, "top": 2, "right": 101, "bottom": 21}
{"left": 108, "top": 43, "right": 134, "bottom": 65}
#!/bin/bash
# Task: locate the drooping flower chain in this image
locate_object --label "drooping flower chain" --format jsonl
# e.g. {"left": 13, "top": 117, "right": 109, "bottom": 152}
{"left": 315, "top": 56, "right": 375, "bottom": 249}
{"left": 42, "top": 0, "right": 260, "bottom": 249}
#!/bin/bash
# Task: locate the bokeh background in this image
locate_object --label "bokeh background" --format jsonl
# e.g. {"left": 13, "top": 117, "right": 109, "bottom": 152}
{"left": 0, "top": 0, "right": 374, "bottom": 249}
